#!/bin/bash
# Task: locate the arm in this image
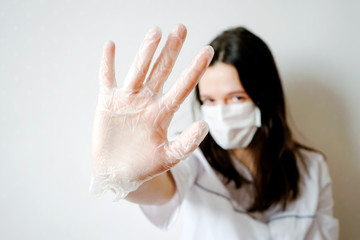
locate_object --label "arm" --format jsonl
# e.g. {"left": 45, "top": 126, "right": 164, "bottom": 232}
{"left": 305, "top": 158, "right": 339, "bottom": 240}
{"left": 125, "top": 171, "right": 176, "bottom": 205}
{"left": 314, "top": 171, "right": 339, "bottom": 239}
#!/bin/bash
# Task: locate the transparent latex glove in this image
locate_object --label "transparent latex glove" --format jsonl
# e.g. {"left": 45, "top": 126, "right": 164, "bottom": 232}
{"left": 90, "top": 25, "right": 214, "bottom": 200}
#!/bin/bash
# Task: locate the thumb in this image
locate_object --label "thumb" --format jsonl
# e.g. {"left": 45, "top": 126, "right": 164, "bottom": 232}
{"left": 165, "top": 120, "right": 209, "bottom": 163}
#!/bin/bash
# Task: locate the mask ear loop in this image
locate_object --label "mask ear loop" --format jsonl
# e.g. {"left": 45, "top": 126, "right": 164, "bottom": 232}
{"left": 254, "top": 101, "right": 262, "bottom": 126}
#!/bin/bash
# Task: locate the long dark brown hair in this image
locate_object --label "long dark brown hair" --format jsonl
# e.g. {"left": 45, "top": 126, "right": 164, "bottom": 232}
{"left": 195, "top": 27, "right": 317, "bottom": 212}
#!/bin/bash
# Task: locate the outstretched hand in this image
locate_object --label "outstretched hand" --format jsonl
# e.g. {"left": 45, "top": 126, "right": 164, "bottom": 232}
{"left": 90, "top": 25, "right": 214, "bottom": 200}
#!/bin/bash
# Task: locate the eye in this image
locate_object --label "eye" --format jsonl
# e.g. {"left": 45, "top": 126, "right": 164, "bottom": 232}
{"left": 201, "top": 98, "right": 215, "bottom": 105}
{"left": 229, "top": 95, "right": 245, "bottom": 103}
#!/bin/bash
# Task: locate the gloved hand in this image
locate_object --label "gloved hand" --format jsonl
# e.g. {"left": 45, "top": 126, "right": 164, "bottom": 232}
{"left": 89, "top": 25, "right": 214, "bottom": 200}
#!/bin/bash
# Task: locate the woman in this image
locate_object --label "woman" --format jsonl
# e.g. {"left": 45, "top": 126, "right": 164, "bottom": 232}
{"left": 90, "top": 24, "right": 339, "bottom": 239}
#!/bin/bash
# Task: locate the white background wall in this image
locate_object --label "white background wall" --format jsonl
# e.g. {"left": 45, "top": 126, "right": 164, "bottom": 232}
{"left": 0, "top": 0, "right": 359, "bottom": 239}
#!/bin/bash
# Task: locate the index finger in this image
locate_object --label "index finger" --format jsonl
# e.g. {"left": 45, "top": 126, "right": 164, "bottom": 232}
{"left": 161, "top": 46, "right": 214, "bottom": 112}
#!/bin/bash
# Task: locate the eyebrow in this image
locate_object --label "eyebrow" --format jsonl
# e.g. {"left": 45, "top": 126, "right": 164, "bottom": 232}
{"left": 200, "top": 91, "right": 247, "bottom": 98}
{"left": 226, "top": 91, "right": 247, "bottom": 95}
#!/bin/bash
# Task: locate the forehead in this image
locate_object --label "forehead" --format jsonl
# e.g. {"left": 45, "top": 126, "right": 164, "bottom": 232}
{"left": 199, "top": 62, "right": 245, "bottom": 95}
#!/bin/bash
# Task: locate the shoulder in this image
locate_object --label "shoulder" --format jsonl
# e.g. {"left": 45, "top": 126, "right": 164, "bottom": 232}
{"left": 188, "top": 148, "right": 210, "bottom": 169}
{"left": 189, "top": 148, "right": 221, "bottom": 175}
{"left": 297, "top": 147, "right": 324, "bottom": 160}
{"left": 171, "top": 148, "right": 207, "bottom": 179}
{"left": 296, "top": 148, "right": 332, "bottom": 188}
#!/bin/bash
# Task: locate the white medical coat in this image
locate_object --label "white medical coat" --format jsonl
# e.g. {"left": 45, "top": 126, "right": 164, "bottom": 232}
{"left": 140, "top": 148, "right": 339, "bottom": 240}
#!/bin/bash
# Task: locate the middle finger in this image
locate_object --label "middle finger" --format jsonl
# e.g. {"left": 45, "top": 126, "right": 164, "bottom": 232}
{"left": 145, "top": 24, "right": 187, "bottom": 94}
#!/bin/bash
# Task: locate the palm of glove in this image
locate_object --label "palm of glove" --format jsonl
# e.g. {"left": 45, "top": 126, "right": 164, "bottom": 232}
{"left": 90, "top": 25, "right": 213, "bottom": 199}
{"left": 93, "top": 87, "right": 174, "bottom": 182}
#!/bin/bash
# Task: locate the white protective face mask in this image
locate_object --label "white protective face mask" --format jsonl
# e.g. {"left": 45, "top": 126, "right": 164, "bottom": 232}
{"left": 201, "top": 101, "right": 261, "bottom": 149}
